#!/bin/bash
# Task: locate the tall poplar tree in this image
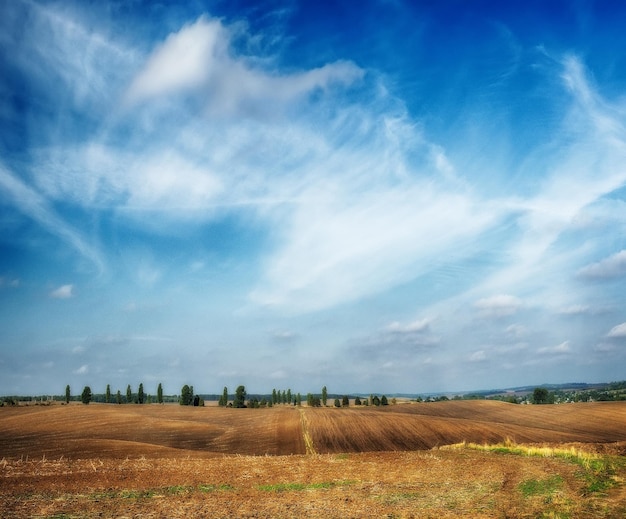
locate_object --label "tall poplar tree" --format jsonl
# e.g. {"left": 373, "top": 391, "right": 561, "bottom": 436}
{"left": 157, "top": 383, "right": 163, "bottom": 404}
{"left": 219, "top": 386, "right": 228, "bottom": 406}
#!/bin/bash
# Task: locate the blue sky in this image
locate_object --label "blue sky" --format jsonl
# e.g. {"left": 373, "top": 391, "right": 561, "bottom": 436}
{"left": 1, "top": 0, "right": 626, "bottom": 397}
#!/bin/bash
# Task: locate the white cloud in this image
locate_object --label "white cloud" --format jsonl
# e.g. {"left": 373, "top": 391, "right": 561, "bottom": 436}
{"left": 251, "top": 183, "right": 496, "bottom": 313}
{"left": 73, "top": 364, "right": 89, "bottom": 375}
{"left": 469, "top": 350, "right": 487, "bottom": 362}
{"left": 578, "top": 250, "right": 626, "bottom": 280}
{"left": 607, "top": 322, "right": 626, "bottom": 338}
{"left": 125, "top": 16, "right": 363, "bottom": 116}
{"left": 538, "top": 340, "right": 571, "bottom": 355}
{"left": 474, "top": 295, "right": 522, "bottom": 318}
{"left": 35, "top": 146, "right": 223, "bottom": 216}
{"left": 465, "top": 56, "right": 626, "bottom": 303}
{"left": 386, "top": 318, "right": 432, "bottom": 333}
{"left": 125, "top": 17, "right": 224, "bottom": 103}
{"left": 505, "top": 324, "right": 527, "bottom": 338}
{"left": 269, "top": 369, "right": 288, "bottom": 380}
{"left": 50, "top": 284, "right": 74, "bottom": 299}
{"left": 558, "top": 305, "right": 591, "bottom": 315}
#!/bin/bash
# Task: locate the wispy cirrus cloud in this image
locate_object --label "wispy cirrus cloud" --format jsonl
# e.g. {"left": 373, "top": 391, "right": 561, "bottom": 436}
{"left": 0, "top": 164, "right": 104, "bottom": 273}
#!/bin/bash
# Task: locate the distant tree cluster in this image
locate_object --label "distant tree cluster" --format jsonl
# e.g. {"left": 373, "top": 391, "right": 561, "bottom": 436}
{"left": 532, "top": 387, "right": 552, "bottom": 405}
{"left": 180, "top": 384, "right": 204, "bottom": 406}
{"left": 270, "top": 388, "right": 294, "bottom": 406}
{"left": 64, "top": 383, "right": 165, "bottom": 405}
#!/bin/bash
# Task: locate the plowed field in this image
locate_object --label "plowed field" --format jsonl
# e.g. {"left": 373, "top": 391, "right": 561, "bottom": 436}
{"left": 1, "top": 401, "right": 625, "bottom": 518}
{"left": 306, "top": 400, "right": 626, "bottom": 453}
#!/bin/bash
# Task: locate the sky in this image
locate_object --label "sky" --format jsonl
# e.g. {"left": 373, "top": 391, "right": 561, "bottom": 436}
{"left": 1, "top": 0, "right": 626, "bottom": 397}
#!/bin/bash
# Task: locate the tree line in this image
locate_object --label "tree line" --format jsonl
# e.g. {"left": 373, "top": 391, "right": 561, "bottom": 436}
{"left": 64, "top": 382, "right": 394, "bottom": 409}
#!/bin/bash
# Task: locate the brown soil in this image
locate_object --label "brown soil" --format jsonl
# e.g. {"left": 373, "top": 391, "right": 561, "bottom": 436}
{"left": 306, "top": 400, "right": 626, "bottom": 452}
{"left": 1, "top": 401, "right": 625, "bottom": 518}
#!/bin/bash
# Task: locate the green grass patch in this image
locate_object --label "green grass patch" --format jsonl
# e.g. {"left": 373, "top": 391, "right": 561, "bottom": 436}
{"left": 258, "top": 480, "right": 355, "bottom": 492}
{"left": 518, "top": 475, "right": 563, "bottom": 497}
{"left": 163, "top": 484, "right": 194, "bottom": 495}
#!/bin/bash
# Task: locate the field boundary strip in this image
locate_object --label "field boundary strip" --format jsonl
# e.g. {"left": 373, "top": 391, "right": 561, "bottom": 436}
{"left": 298, "top": 408, "right": 316, "bottom": 455}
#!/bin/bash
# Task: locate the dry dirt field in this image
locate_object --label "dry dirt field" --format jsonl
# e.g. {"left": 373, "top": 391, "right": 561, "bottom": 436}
{"left": 1, "top": 400, "right": 625, "bottom": 518}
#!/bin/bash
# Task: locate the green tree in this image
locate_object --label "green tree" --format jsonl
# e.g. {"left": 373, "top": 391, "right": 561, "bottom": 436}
{"left": 180, "top": 384, "right": 193, "bottom": 406}
{"left": 342, "top": 395, "right": 349, "bottom": 407}
{"left": 65, "top": 385, "right": 71, "bottom": 404}
{"left": 116, "top": 390, "right": 122, "bottom": 404}
{"left": 126, "top": 384, "right": 132, "bottom": 404}
{"left": 272, "top": 388, "right": 278, "bottom": 405}
{"left": 533, "top": 387, "right": 550, "bottom": 404}
{"left": 322, "top": 386, "right": 328, "bottom": 406}
{"left": 105, "top": 384, "right": 111, "bottom": 404}
{"left": 81, "top": 386, "right": 92, "bottom": 405}
{"left": 334, "top": 398, "right": 341, "bottom": 407}
{"left": 372, "top": 395, "right": 381, "bottom": 406}
{"left": 354, "top": 396, "right": 362, "bottom": 405}
{"left": 287, "top": 389, "right": 292, "bottom": 405}
{"left": 138, "top": 383, "right": 145, "bottom": 404}
{"left": 381, "top": 395, "right": 388, "bottom": 406}
{"left": 234, "top": 385, "right": 247, "bottom": 408}
{"left": 157, "top": 383, "right": 163, "bottom": 404}
{"left": 219, "top": 386, "right": 228, "bottom": 406}
{"left": 296, "top": 393, "right": 302, "bottom": 406}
